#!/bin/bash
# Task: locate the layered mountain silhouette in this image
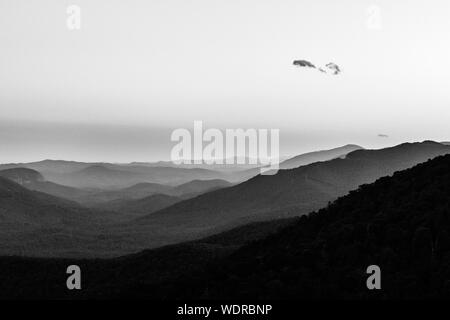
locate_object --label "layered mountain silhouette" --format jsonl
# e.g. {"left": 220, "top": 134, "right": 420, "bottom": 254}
{"left": 66, "top": 178, "right": 231, "bottom": 205}
{"left": 0, "top": 172, "right": 124, "bottom": 257}
{"left": 93, "top": 180, "right": 232, "bottom": 216}
{"left": 0, "top": 171, "right": 234, "bottom": 256}
{"left": 78, "top": 182, "right": 174, "bottom": 204}
{"left": 279, "top": 144, "right": 363, "bottom": 169}
{"left": 134, "top": 157, "right": 265, "bottom": 171}
{"left": 159, "top": 153, "right": 450, "bottom": 299}
{"left": 0, "top": 167, "right": 232, "bottom": 206}
{"left": 49, "top": 164, "right": 226, "bottom": 189}
{"left": 170, "top": 153, "right": 450, "bottom": 299}
{"left": 0, "top": 159, "right": 90, "bottom": 175}
{"left": 0, "top": 161, "right": 231, "bottom": 189}
{"left": 1, "top": 141, "right": 449, "bottom": 258}
{"left": 0, "top": 145, "right": 365, "bottom": 191}
{"left": 227, "top": 144, "right": 364, "bottom": 181}
{"left": 137, "top": 141, "right": 450, "bottom": 235}
{"left": 0, "top": 176, "right": 110, "bottom": 229}
{"left": 0, "top": 168, "right": 91, "bottom": 201}
{"left": 2, "top": 153, "right": 450, "bottom": 299}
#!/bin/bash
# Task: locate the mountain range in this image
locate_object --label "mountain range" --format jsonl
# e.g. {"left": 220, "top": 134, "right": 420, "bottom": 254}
{"left": 135, "top": 141, "right": 450, "bottom": 236}
{"left": 0, "top": 167, "right": 231, "bottom": 206}
{"left": 0, "top": 175, "right": 115, "bottom": 231}
{"left": 1, "top": 141, "right": 449, "bottom": 258}
{"left": 90, "top": 179, "right": 232, "bottom": 216}
{"left": 279, "top": 144, "right": 363, "bottom": 169}
{"left": 0, "top": 144, "right": 363, "bottom": 189}
{"left": 2, "top": 151, "right": 450, "bottom": 298}
{"left": 0, "top": 161, "right": 230, "bottom": 189}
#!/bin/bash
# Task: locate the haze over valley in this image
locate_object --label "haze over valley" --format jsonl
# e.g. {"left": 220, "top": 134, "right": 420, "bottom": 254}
{"left": 1, "top": 0, "right": 450, "bottom": 301}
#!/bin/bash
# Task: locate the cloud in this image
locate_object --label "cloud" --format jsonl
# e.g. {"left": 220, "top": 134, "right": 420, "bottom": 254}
{"left": 293, "top": 60, "right": 341, "bottom": 75}
{"left": 292, "top": 60, "right": 316, "bottom": 68}
{"left": 325, "top": 63, "right": 340, "bottom": 75}
{"left": 377, "top": 134, "right": 389, "bottom": 138}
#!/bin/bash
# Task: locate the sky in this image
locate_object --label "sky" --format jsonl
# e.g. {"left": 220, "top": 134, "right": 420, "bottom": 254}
{"left": 1, "top": 0, "right": 449, "bottom": 163}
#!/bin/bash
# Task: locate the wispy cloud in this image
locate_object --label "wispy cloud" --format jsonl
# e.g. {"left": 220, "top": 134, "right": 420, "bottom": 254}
{"left": 293, "top": 60, "right": 341, "bottom": 75}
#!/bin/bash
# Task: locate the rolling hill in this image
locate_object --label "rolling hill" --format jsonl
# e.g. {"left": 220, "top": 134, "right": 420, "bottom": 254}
{"left": 0, "top": 175, "right": 126, "bottom": 258}
{"left": 0, "top": 167, "right": 44, "bottom": 184}
{"left": 2, "top": 153, "right": 450, "bottom": 299}
{"left": 0, "top": 168, "right": 234, "bottom": 211}
{"left": 0, "top": 160, "right": 91, "bottom": 175}
{"left": 0, "top": 168, "right": 91, "bottom": 201}
{"left": 0, "top": 161, "right": 231, "bottom": 189}
{"left": 76, "top": 182, "right": 174, "bottom": 205}
{"left": 78, "top": 179, "right": 233, "bottom": 206}
{"left": 137, "top": 141, "right": 450, "bottom": 236}
{"left": 57, "top": 165, "right": 229, "bottom": 189}
{"left": 90, "top": 179, "right": 232, "bottom": 215}
{"left": 1, "top": 141, "right": 449, "bottom": 259}
{"left": 172, "top": 153, "right": 450, "bottom": 299}
{"left": 0, "top": 176, "right": 110, "bottom": 229}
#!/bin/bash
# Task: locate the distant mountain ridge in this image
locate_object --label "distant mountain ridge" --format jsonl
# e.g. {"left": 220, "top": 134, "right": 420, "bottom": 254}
{"left": 91, "top": 179, "right": 232, "bottom": 215}
{"left": 53, "top": 164, "right": 229, "bottom": 189}
{"left": 136, "top": 141, "right": 450, "bottom": 240}
{"left": 279, "top": 144, "right": 363, "bottom": 169}
{"left": 0, "top": 167, "right": 233, "bottom": 207}
{"left": 1, "top": 141, "right": 449, "bottom": 258}
{"left": 0, "top": 161, "right": 231, "bottom": 189}
{"left": 3, "top": 153, "right": 450, "bottom": 299}
{"left": 171, "top": 153, "right": 450, "bottom": 299}
{"left": 0, "top": 145, "right": 365, "bottom": 188}
{"left": 228, "top": 144, "right": 364, "bottom": 180}
{"left": 0, "top": 168, "right": 90, "bottom": 201}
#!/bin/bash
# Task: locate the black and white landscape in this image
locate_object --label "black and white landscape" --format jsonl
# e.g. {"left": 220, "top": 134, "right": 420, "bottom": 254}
{"left": 1, "top": 0, "right": 450, "bottom": 303}
{"left": 1, "top": 141, "right": 450, "bottom": 300}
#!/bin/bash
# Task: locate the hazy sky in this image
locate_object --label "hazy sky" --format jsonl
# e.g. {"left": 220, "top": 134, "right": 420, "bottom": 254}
{"left": 1, "top": 0, "right": 449, "bottom": 162}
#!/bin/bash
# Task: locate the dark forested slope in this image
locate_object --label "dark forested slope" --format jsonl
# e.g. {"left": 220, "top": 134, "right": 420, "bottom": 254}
{"left": 1, "top": 154, "right": 450, "bottom": 299}
{"left": 172, "top": 153, "right": 450, "bottom": 299}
